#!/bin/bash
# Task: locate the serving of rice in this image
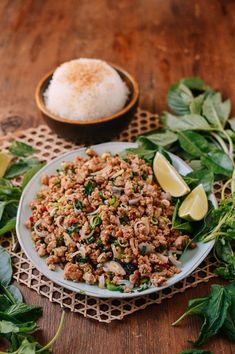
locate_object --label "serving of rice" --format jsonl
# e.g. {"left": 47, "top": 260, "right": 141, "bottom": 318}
{"left": 44, "top": 58, "right": 130, "bottom": 121}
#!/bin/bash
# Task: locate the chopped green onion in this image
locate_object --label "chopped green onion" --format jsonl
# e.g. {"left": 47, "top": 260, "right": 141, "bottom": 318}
{"left": 75, "top": 200, "right": 83, "bottom": 210}
{"left": 84, "top": 180, "right": 95, "bottom": 196}
{"left": 108, "top": 196, "right": 119, "bottom": 208}
{"left": 56, "top": 237, "right": 64, "bottom": 247}
{"left": 66, "top": 223, "right": 80, "bottom": 234}
{"left": 140, "top": 245, "right": 147, "bottom": 256}
{"left": 75, "top": 255, "right": 88, "bottom": 263}
{"left": 96, "top": 239, "right": 103, "bottom": 246}
{"left": 120, "top": 215, "right": 129, "bottom": 225}
{"left": 142, "top": 171, "right": 148, "bottom": 180}
{"left": 137, "top": 283, "right": 150, "bottom": 292}
{"left": 90, "top": 215, "right": 102, "bottom": 229}
{"left": 88, "top": 235, "right": 96, "bottom": 243}
{"left": 151, "top": 216, "right": 158, "bottom": 225}
{"left": 106, "top": 280, "right": 123, "bottom": 292}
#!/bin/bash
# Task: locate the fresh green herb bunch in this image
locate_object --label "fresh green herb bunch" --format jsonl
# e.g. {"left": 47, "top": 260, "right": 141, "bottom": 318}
{"left": 173, "top": 283, "right": 235, "bottom": 347}
{"left": 0, "top": 246, "right": 64, "bottom": 353}
{"left": 122, "top": 77, "right": 235, "bottom": 194}
{"left": 0, "top": 141, "right": 44, "bottom": 237}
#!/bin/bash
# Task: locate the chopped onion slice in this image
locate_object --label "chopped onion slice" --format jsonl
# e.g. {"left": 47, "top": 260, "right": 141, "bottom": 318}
{"left": 111, "top": 244, "right": 119, "bottom": 259}
{"left": 80, "top": 228, "right": 94, "bottom": 240}
{"left": 134, "top": 217, "right": 150, "bottom": 236}
{"left": 33, "top": 220, "right": 48, "bottom": 238}
{"left": 139, "top": 242, "right": 155, "bottom": 255}
{"left": 55, "top": 216, "right": 65, "bottom": 230}
{"left": 128, "top": 197, "right": 140, "bottom": 205}
{"left": 103, "top": 261, "right": 126, "bottom": 275}
{"left": 90, "top": 165, "right": 112, "bottom": 176}
{"left": 111, "top": 169, "right": 124, "bottom": 179}
{"left": 156, "top": 252, "right": 168, "bottom": 263}
{"left": 112, "top": 186, "right": 124, "bottom": 195}
{"left": 168, "top": 250, "right": 182, "bottom": 267}
{"left": 98, "top": 274, "right": 105, "bottom": 288}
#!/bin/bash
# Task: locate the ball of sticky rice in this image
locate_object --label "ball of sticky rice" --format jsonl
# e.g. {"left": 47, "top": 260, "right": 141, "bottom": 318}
{"left": 44, "top": 58, "right": 130, "bottom": 121}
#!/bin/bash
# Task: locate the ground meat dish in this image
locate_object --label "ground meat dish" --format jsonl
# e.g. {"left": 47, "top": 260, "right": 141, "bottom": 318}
{"left": 26, "top": 149, "right": 193, "bottom": 292}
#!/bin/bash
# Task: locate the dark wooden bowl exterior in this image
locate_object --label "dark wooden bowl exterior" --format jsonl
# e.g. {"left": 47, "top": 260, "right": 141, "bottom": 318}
{"left": 35, "top": 64, "right": 139, "bottom": 143}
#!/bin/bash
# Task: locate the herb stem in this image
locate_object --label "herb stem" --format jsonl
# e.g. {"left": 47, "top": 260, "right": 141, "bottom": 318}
{"left": 210, "top": 132, "right": 229, "bottom": 155}
{"left": 202, "top": 212, "right": 232, "bottom": 242}
{"left": 36, "top": 310, "right": 65, "bottom": 353}
{"left": 221, "top": 178, "right": 232, "bottom": 200}
{"left": 172, "top": 312, "right": 188, "bottom": 326}
{"left": 232, "top": 167, "right": 235, "bottom": 195}
{"left": 222, "top": 130, "right": 234, "bottom": 161}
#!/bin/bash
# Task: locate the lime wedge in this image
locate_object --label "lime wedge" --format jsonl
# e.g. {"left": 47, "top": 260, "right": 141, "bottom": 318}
{"left": 178, "top": 184, "right": 208, "bottom": 221}
{"left": 0, "top": 152, "right": 12, "bottom": 177}
{"left": 153, "top": 152, "right": 190, "bottom": 197}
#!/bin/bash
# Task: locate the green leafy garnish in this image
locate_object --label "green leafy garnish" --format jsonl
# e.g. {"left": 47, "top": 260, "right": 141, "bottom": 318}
{"left": 9, "top": 141, "right": 36, "bottom": 157}
{"left": 4, "top": 159, "right": 41, "bottom": 179}
{"left": 173, "top": 283, "right": 235, "bottom": 346}
{"left": 0, "top": 247, "right": 64, "bottom": 353}
{"left": 119, "top": 215, "right": 129, "bottom": 225}
{"left": 89, "top": 215, "right": 102, "bottom": 229}
{"left": 22, "top": 163, "right": 45, "bottom": 188}
{"left": 74, "top": 199, "right": 83, "bottom": 211}
{"left": 84, "top": 180, "right": 95, "bottom": 196}
{"left": 66, "top": 223, "right": 80, "bottom": 234}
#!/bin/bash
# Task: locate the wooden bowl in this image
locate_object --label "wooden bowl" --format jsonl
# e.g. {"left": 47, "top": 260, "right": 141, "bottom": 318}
{"left": 35, "top": 63, "right": 139, "bottom": 143}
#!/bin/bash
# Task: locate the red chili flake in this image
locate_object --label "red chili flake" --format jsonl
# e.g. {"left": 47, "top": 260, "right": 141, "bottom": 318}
{"left": 69, "top": 217, "right": 79, "bottom": 224}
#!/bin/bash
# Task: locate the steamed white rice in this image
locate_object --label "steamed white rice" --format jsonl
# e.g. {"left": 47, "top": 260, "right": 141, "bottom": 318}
{"left": 44, "top": 58, "right": 129, "bottom": 121}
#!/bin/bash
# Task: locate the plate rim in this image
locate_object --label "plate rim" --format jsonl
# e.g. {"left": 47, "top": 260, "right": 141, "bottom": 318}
{"left": 16, "top": 141, "right": 215, "bottom": 298}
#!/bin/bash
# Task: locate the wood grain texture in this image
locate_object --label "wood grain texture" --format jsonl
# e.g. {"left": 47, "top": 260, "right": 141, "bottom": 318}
{"left": 0, "top": 0, "right": 234, "bottom": 353}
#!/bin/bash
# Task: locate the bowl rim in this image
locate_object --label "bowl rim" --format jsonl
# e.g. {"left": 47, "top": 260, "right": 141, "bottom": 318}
{"left": 35, "top": 62, "right": 140, "bottom": 126}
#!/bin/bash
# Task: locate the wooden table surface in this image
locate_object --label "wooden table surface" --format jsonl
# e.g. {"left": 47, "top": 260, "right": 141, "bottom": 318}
{"left": 0, "top": 1, "right": 234, "bottom": 353}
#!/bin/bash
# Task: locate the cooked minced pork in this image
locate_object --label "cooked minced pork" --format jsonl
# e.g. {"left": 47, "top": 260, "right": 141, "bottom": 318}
{"left": 26, "top": 150, "right": 194, "bottom": 293}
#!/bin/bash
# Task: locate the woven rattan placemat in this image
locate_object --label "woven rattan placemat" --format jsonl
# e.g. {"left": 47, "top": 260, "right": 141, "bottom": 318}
{"left": 0, "top": 108, "right": 219, "bottom": 323}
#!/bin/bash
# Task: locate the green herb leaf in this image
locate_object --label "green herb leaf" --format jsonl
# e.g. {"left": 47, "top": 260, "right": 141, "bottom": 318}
{"left": 84, "top": 180, "right": 95, "bottom": 196}
{"left": 189, "top": 94, "right": 205, "bottom": 115}
{"left": 173, "top": 297, "right": 209, "bottom": 326}
{"left": 9, "top": 141, "right": 35, "bottom": 157}
{"left": 0, "top": 320, "right": 19, "bottom": 333}
{"left": 161, "top": 112, "right": 212, "bottom": 132}
{"left": 201, "top": 150, "right": 233, "bottom": 176}
{"left": 178, "top": 131, "right": 209, "bottom": 157}
{"left": 167, "top": 82, "right": 193, "bottom": 115}
{"left": 202, "top": 95, "right": 223, "bottom": 130}
{"left": 211, "top": 93, "right": 231, "bottom": 127}
{"left": 120, "top": 146, "right": 156, "bottom": 164}
{"left": 228, "top": 118, "right": 235, "bottom": 131}
{"left": 185, "top": 169, "right": 214, "bottom": 193}
{"left": 22, "top": 163, "right": 45, "bottom": 188}
{"left": 0, "top": 217, "right": 16, "bottom": 236}
{"left": 0, "top": 184, "right": 21, "bottom": 201}
{"left": 143, "top": 130, "right": 178, "bottom": 148}
{"left": 6, "top": 285, "right": 23, "bottom": 304}
{"left": 0, "top": 201, "right": 7, "bottom": 222}
{"left": 0, "top": 246, "right": 12, "bottom": 286}
{"left": 173, "top": 284, "right": 232, "bottom": 346}
{"left": 4, "top": 159, "right": 39, "bottom": 179}
{"left": 194, "top": 285, "right": 231, "bottom": 346}
{"left": 220, "top": 283, "right": 235, "bottom": 342}
{"left": 5, "top": 303, "right": 42, "bottom": 322}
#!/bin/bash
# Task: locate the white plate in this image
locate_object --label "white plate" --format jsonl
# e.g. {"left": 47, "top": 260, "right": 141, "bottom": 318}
{"left": 16, "top": 142, "right": 216, "bottom": 298}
